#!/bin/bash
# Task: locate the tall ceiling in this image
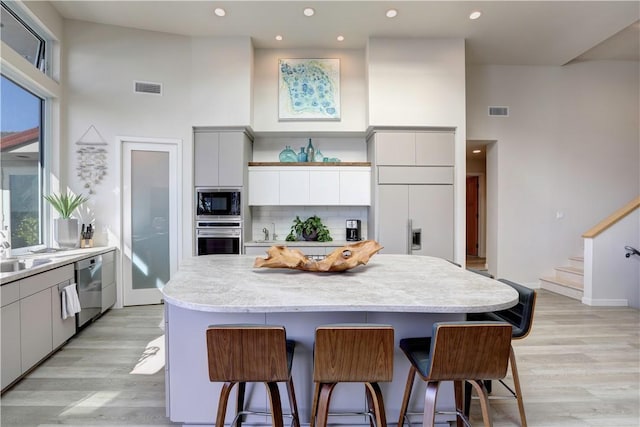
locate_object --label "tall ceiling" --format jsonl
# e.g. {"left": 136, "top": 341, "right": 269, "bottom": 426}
{"left": 51, "top": 1, "right": 639, "bottom": 66}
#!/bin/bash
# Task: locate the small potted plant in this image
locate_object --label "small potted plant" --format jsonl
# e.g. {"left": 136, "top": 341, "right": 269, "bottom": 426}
{"left": 286, "top": 215, "right": 332, "bottom": 242}
{"left": 44, "top": 192, "right": 89, "bottom": 248}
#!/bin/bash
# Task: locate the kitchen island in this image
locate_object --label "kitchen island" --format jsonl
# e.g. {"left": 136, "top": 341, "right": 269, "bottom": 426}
{"left": 161, "top": 254, "right": 518, "bottom": 426}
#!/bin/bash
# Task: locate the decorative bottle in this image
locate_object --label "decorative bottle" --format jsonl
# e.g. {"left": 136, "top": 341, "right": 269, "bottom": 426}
{"left": 306, "top": 139, "right": 315, "bottom": 163}
{"left": 297, "top": 147, "right": 307, "bottom": 162}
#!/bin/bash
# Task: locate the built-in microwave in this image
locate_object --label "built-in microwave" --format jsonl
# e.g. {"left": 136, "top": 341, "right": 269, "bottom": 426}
{"left": 196, "top": 188, "right": 241, "bottom": 220}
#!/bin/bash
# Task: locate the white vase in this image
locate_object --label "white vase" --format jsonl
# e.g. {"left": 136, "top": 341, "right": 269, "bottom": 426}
{"left": 55, "top": 218, "right": 79, "bottom": 248}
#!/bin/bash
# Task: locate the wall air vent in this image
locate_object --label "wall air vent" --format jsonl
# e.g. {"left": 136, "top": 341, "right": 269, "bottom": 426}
{"left": 134, "top": 80, "right": 162, "bottom": 95}
{"left": 488, "top": 106, "right": 509, "bottom": 117}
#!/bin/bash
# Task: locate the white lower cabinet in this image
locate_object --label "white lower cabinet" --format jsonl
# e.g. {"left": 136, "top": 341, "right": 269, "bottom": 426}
{"left": 1, "top": 299, "right": 21, "bottom": 389}
{"left": 20, "top": 288, "right": 53, "bottom": 372}
{"left": 102, "top": 250, "right": 116, "bottom": 312}
{"left": 1, "top": 263, "right": 77, "bottom": 391}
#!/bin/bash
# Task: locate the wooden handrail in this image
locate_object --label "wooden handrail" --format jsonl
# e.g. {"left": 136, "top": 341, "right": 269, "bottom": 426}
{"left": 582, "top": 196, "right": 640, "bottom": 238}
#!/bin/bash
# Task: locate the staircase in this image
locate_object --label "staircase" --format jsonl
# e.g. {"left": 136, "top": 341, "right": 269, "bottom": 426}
{"left": 539, "top": 256, "right": 584, "bottom": 300}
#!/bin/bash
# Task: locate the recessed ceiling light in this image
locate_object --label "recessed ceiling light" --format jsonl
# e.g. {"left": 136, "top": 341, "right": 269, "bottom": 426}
{"left": 214, "top": 8, "right": 226, "bottom": 17}
{"left": 303, "top": 7, "right": 315, "bottom": 17}
{"left": 469, "top": 10, "right": 482, "bottom": 20}
{"left": 337, "top": 35, "right": 345, "bottom": 42}
{"left": 275, "top": 35, "right": 283, "bottom": 41}
{"left": 386, "top": 9, "right": 398, "bottom": 18}
{"left": 472, "top": 149, "right": 482, "bottom": 154}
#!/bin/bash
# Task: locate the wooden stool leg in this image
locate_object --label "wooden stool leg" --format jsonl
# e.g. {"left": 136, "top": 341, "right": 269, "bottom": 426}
{"left": 265, "top": 382, "right": 284, "bottom": 427}
{"left": 286, "top": 378, "right": 301, "bottom": 427}
{"left": 365, "top": 382, "right": 388, "bottom": 427}
{"left": 397, "top": 365, "right": 417, "bottom": 427}
{"left": 365, "top": 384, "right": 376, "bottom": 427}
{"left": 315, "top": 383, "right": 337, "bottom": 427}
{"left": 310, "top": 382, "right": 321, "bottom": 427}
{"left": 469, "top": 380, "right": 492, "bottom": 427}
{"left": 216, "top": 382, "right": 236, "bottom": 427}
{"left": 236, "top": 382, "right": 246, "bottom": 427}
{"left": 510, "top": 346, "right": 528, "bottom": 427}
{"left": 463, "top": 380, "right": 472, "bottom": 417}
{"left": 422, "top": 381, "right": 440, "bottom": 427}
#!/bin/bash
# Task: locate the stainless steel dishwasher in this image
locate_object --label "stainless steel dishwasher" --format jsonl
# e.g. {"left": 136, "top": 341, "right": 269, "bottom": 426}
{"left": 75, "top": 255, "right": 102, "bottom": 328}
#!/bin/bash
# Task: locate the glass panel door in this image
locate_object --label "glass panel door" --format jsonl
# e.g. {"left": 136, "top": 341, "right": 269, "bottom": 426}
{"left": 122, "top": 141, "right": 178, "bottom": 306}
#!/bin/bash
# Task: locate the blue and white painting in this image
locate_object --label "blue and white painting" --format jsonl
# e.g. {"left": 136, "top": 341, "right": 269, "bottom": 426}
{"left": 278, "top": 58, "right": 340, "bottom": 121}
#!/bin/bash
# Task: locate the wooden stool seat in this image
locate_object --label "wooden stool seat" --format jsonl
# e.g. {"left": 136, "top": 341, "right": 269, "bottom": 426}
{"left": 206, "top": 325, "right": 300, "bottom": 427}
{"left": 397, "top": 322, "right": 513, "bottom": 427}
{"left": 310, "top": 324, "right": 394, "bottom": 427}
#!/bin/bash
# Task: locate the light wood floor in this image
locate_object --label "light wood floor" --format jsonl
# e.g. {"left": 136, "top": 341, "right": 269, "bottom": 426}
{"left": 1, "top": 290, "right": 638, "bottom": 426}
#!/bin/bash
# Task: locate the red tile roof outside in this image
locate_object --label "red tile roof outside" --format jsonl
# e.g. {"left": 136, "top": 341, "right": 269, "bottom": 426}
{"left": 1, "top": 127, "right": 40, "bottom": 152}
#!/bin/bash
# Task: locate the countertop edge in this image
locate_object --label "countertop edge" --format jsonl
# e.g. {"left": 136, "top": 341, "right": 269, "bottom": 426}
{"left": 0, "top": 246, "right": 117, "bottom": 284}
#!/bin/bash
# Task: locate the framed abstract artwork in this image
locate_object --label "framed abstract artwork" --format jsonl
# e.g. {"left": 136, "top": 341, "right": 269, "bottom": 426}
{"left": 278, "top": 58, "right": 341, "bottom": 121}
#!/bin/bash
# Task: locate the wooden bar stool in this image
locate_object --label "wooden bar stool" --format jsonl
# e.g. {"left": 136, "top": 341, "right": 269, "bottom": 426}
{"left": 465, "top": 279, "right": 537, "bottom": 427}
{"left": 205, "top": 325, "right": 300, "bottom": 427}
{"left": 397, "top": 322, "right": 513, "bottom": 427}
{"left": 310, "top": 324, "right": 394, "bottom": 427}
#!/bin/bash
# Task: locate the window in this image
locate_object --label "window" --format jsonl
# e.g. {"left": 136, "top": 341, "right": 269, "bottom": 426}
{"left": 0, "top": 1, "right": 47, "bottom": 72}
{"left": 0, "top": 75, "right": 44, "bottom": 250}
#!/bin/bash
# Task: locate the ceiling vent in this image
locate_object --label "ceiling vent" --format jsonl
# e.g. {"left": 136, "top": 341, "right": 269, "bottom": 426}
{"left": 134, "top": 80, "right": 162, "bottom": 95}
{"left": 488, "top": 106, "right": 509, "bottom": 117}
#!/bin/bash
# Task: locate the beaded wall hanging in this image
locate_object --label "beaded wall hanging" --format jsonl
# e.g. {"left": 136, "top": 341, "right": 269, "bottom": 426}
{"left": 75, "top": 125, "right": 107, "bottom": 194}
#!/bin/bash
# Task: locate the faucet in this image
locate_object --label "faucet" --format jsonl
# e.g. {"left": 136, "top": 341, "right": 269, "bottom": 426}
{"left": 262, "top": 227, "right": 269, "bottom": 241}
{"left": 0, "top": 230, "right": 10, "bottom": 259}
{"left": 272, "top": 223, "right": 277, "bottom": 241}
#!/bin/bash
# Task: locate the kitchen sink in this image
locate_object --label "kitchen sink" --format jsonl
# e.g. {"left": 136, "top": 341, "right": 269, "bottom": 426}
{"left": 0, "top": 258, "right": 52, "bottom": 273}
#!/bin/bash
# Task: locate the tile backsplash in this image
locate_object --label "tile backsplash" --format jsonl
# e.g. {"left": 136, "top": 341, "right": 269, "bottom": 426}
{"left": 250, "top": 206, "right": 368, "bottom": 242}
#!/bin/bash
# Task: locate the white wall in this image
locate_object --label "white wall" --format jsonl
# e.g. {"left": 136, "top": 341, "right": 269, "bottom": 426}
{"left": 467, "top": 61, "right": 640, "bottom": 285}
{"left": 366, "top": 38, "right": 467, "bottom": 264}
{"left": 63, "top": 20, "right": 193, "bottom": 263}
{"left": 253, "top": 48, "right": 367, "bottom": 132}
{"left": 584, "top": 209, "right": 639, "bottom": 308}
{"left": 190, "top": 37, "right": 253, "bottom": 127}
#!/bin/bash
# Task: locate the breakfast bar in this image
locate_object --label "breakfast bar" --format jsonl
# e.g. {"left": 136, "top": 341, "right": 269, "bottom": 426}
{"left": 161, "top": 254, "right": 518, "bottom": 426}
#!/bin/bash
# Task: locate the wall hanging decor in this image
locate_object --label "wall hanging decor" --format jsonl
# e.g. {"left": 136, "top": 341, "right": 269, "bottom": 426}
{"left": 75, "top": 125, "right": 108, "bottom": 194}
{"left": 278, "top": 58, "right": 341, "bottom": 121}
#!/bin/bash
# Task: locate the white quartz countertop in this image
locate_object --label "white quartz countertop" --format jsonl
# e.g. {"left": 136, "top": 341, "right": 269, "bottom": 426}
{"left": 161, "top": 254, "right": 519, "bottom": 314}
{"left": 0, "top": 246, "right": 116, "bottom": 284}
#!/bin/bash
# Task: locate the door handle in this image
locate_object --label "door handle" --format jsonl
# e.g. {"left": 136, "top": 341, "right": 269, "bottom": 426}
{"left": 412, "top": 228, "right": 422, "bottom": 251}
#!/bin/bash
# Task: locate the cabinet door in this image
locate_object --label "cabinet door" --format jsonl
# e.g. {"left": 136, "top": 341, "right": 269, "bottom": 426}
{"left": 20, "top": 288, "right": 52, "bottom": 372}
{"left": 310, "top": 170, "right": 340, "bottom": 205}
{"left": 248, "top": 170, "right": 279, "bottom": 205}
{"left": 409, "top": 185, "right": 454, "bottom": 259}
{"left": 102, "top": 252, "right": 116, "bottom": 312}
{"left": 377, "top": 185, "right": 409, "bottom": 254}
{"left": 194, "top": 132, "right": 220, "bottom": 186}
{"left": 415, "top": 132, "right": 454, "bottom": 166}
{"left": 1, "top": 301, "right": 21, "bottom": 390}
{"left": 340, "top": 170, "right": 371, "bottom": 205}
{"left": 279, "top": 170, "right": 309, "bottom": 205}
{"left": 218, "top": 132, "right": 245, "bottom": 187}
{"left": 52, "top": 280, "right": 76, "bottom": 348}
{"left": 375, "top": 132, "right": 415, "bottom": 165}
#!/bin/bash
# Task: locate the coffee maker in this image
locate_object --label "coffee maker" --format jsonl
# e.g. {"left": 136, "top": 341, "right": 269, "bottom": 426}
{"left": 346, "top": 219, "right": 361, "bottom": 241}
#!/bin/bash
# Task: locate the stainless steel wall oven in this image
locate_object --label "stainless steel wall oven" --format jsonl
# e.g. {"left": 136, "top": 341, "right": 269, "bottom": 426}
{"left": 196, "top": 220, "right": 242, "bottom": 255}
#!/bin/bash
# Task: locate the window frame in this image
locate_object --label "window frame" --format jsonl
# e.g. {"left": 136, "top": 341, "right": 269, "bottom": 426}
{"left": 0, "top": 1, "right": 47, "bottom": 73}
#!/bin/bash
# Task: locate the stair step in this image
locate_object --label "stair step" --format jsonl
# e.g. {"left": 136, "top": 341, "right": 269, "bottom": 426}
{"left": 555, "top": 266, "right": 584, "bottom": 283}
{"left": 540, "top": 276, "right": 583, "bottom": 301}
{"left": 568, "top": 256, "right": 584, "bottom": 268}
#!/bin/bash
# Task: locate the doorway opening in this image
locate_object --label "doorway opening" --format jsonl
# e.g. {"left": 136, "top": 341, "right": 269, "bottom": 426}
{"left": 466, "top": 140, "right": 492, "bottom": 271}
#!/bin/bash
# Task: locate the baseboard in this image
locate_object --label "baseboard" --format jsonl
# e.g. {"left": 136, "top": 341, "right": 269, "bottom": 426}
{"left": 581, "top": 297, "right": 628, "bottom": 307}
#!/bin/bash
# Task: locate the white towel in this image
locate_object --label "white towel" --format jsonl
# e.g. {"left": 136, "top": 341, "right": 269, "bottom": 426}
{"left": 62, "top": 283, "right": 81, "bottom": 320}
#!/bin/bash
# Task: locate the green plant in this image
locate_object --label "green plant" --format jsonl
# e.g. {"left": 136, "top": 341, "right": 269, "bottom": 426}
{"left": 285, "top": 215, "right": 332, "bottom": 242}
{"left": 43, "top": 192, "right": 88, "bottom": 219}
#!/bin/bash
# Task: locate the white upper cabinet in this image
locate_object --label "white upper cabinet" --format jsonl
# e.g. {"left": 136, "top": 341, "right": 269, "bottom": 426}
{"left": 375, "top": 131, "right": 454, "bottom": 166}
{"left": 194, "top": 129, "right": 250, "bottom": 187}
{"left": 248, "top": 166, "right": 370, "bottom": 206}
